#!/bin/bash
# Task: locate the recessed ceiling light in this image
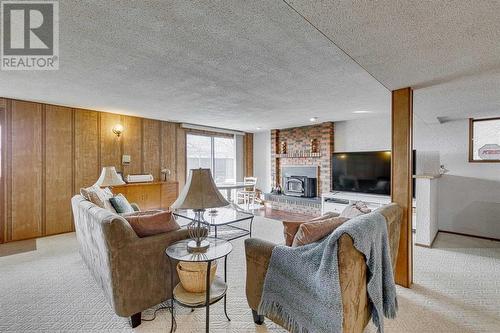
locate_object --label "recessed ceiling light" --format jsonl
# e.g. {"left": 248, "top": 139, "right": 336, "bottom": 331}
{"left": 353, "top": 110, "right": 373, "bottom": 114}
{"left": 309, "top": 117, "right": 318, "bottom": 122}
{"left": 256, "top": 127, "right": 262, "bottom": 130}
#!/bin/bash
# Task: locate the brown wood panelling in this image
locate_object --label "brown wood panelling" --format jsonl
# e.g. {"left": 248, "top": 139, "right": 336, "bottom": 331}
{"left": 176, "top": 124, "right": 186, "bottom": 188}
{"left": 10, "top": 100, "right": 43, "bottom": 241}
{"left": 244, "top": 133, "right": 254, "bottom": 176}
{"left": 74, "top": 109, "right": 99, "bottom": 190}
{"left": 0, "top": 99, "right": 6, "bottom": 243}
{"left": 45, "top": 105, "right": 74, "bottom": 235}
{"left": 99, "top": 113, "right": 122, "bottom": 170}
{"left": 122, "top": 115, "right": 142, "bottom": 176}
{"left": 111, "top": 181, "right": 178, "bottom": 211}
{"left": 142, "top": 119, "right": 161, "bottom": 180}
{"left": 160, "top": 182, "right": 178, "bottom": 209}
{"left": 161, "top": 122, "right": 177, "bottom": 181}
{"left": 391, "top": 87, "right": 413, "bottom": 288}
{"left": 0, "top": 97, "right": 250, "bottom": 243}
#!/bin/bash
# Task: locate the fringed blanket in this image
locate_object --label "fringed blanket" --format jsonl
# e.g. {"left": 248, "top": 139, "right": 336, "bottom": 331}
{"left": 258, "top": 211, "right": 397, "bottom": 333}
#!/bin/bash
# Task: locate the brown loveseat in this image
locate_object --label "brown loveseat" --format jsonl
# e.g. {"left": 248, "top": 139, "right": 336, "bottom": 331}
{"left": 245, "top": 203, "right": 402, "bottom": 333}
{"left": 71, "top": 195, "right": 190, "bottom": 328}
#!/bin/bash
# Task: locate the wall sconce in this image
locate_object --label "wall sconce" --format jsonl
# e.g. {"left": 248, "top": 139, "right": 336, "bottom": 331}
{"left": 112, "top": 124, "right": 124, "bottom": 137}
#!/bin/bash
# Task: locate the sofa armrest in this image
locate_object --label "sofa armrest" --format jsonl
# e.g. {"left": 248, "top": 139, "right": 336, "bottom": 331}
{"left": 245, "top": 238, "right": 276, "bottom": 310}
{"left": 110, "top": 228, "right": 190, "bottom": 317}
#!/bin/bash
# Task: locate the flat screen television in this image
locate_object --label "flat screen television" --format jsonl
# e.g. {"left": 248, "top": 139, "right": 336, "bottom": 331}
{"left": 332, "top": 151, "right": 392, "bottom": 195}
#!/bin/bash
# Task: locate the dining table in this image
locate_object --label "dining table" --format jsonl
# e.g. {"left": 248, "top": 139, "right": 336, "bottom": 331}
{"left": 216, "top": 182, "right": 247, "bottom": 202}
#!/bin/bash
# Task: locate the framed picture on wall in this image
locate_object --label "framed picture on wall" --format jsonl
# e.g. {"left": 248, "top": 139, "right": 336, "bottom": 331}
{"left": 469, "top": 117, "right": 500, "bottom": 162}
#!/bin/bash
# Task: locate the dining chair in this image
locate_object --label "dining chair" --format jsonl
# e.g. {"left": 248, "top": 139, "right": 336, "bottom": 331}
{"left": 237, "top": 177, "right": 258, "bottom": 209}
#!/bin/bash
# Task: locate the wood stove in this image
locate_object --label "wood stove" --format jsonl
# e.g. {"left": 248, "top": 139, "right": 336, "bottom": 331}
{"left": 283, "top": 175, "right": 317, "bottom": 198}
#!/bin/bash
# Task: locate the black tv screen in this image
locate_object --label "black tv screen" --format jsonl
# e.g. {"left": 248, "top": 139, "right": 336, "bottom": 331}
{"left": 332, "top": 151, "right": 391, "bottom": 195}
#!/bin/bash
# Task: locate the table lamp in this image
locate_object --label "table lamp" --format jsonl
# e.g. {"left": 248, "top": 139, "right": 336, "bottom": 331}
{"left": 95, "top": 166, "right": 125, "bottom": 187}
{"left": 172, "top": 168, "right": 229, "bottom": 252}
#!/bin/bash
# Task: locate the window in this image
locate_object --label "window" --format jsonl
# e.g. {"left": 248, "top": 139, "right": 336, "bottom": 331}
{"left": 469, "top": 118, "right": 500, "bottom": 162}
{"left": 186, "top": 133, "right": 236, "bottom": 183}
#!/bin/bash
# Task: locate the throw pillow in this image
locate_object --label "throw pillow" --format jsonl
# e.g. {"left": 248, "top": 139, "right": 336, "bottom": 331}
{"left": 80, "top": 185, "right": 117, "bottom": 213}
{"left": 292, "top": 216, "right": 349, "bottom": 247}
{"left": 109, "top": 193, "right": 135, "bottom": 214}
{"left": 125, "top": 210, "right": 180, "bottom": 238}
{"left": 340, "top": 201, "right": 371, "bottom": 218}
{"left": 282, "top": 211, "right": 340, "bottom": 246}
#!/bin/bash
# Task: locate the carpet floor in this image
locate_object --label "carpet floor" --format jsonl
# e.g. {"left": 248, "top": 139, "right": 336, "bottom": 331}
{"left": 0, "top": 216, "right": 499, "bottom": 332}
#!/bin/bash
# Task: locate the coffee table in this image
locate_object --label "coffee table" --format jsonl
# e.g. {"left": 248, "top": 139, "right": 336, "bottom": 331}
{"left": 173, "top": 206, "right": 254, "bottom": 241}
{"left": 166, "top": 238, "right": 232, "bottom": 333}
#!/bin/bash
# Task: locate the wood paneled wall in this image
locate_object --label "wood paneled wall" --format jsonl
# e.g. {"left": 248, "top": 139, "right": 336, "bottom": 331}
{"left": 0, "top": 97, "right": 189, "bottom": 243}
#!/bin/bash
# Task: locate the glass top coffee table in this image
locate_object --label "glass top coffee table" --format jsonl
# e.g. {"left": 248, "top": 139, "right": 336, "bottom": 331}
{"left": 173, "top": 205, "right": 254, "bottom": 241}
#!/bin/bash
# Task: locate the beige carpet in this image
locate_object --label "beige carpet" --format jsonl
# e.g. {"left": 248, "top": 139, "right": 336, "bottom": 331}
{"left": 0, "top": 216, "right": 499, "bottom": 332}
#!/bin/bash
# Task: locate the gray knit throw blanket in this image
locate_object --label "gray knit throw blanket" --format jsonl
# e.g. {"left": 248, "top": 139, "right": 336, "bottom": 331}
{"left": 258, "top": 211, "right": 398, "bottom": 333}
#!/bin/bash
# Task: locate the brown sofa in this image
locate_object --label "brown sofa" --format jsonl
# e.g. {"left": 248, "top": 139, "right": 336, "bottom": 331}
{"left": 245, "top": 203, "right": 402, "bottom": 333}
{"left": 71, "top": 195, "right": 190, "bottom": 328}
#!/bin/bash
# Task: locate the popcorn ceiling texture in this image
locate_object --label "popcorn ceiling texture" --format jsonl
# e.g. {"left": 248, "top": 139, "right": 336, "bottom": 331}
{"left": 0, "top": 0, "right": 389, "bottom": 132}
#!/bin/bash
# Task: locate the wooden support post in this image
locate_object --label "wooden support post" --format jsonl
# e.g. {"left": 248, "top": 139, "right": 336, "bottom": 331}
{"left": 391, "top": 87, "right": 413, "bottom": 288}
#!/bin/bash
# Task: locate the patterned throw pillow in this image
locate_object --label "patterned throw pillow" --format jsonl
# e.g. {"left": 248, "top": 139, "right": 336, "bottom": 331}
{"left": 80, "top": 185, "right": 117, "bottom": 213}
{"left": 109, "top": 193, "right": 135, "bottom": 214}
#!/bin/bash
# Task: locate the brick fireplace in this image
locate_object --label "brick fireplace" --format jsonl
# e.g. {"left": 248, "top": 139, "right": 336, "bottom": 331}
{"left": 266, "top": 122, "right": 334, "bottom": 216}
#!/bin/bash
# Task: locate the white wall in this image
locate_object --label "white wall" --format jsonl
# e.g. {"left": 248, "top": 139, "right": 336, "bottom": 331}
{"left": 253, "top": 130, "right": 272, "bottom": 193}
{"left": 414, "top": 117, "right": 500, "bottom": 239}
{"left": 334, "top": 117, "right": 391, "bottom": 152}
{"left": 414, "top": 118, "right": 500, "bottom": 181}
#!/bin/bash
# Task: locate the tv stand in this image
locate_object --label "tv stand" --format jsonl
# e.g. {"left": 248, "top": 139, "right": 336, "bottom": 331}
{"left": 321, "top": 191, "right": 391, "bottom": 215}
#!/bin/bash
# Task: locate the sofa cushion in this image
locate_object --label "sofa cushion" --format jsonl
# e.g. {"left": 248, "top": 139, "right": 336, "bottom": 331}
{"left": 340, "top": 201, "right": 371, "bottom": 218}
{"left": 109, "top": 193, "right": 135, "bottom": 214}
{"left": 125, "top": 210, "right": 180, "bottom": 238}
{"left": 80, "top": 185, "right": 117, "bottom": 213}
{"left": 292, "top": 216, "right": 349, "bottom": 247}
{"left": 282, "top": 211, "right": 340, "bottom": 246}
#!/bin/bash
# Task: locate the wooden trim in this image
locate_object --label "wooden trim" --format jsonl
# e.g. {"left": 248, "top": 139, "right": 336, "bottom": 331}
{"left": 0, "top": 100, "right": 5, "bottom": 244}
{"left": 244, "top": 133, "right": 254, "bottom": 177}
{"left": 41, "top": 104, "right": 47, "bottom": 236}
{"left": 120, "top": 114, "right": 124, "bottom": 169}
{"left": 438, "top": 229, "right": 500, "bottom": 242}
{"left": 140, "top": 118, "right": 145, "bottom": 175}
{"left": 97, "top": 112, "right": 102, "bottom": 173}
{"left": 391, "top": 87, "right": 413, "bottom": 288}
{"left": 468, "top": 117, "right": 500, "bottom": 163}
{"left": 6, "top": 99, "right": 12, "bottom": 241}
{"left": 71, "top": 109, "right": 76, "bottom": 231}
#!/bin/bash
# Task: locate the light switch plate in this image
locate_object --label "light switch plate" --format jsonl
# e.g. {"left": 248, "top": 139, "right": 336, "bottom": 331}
{"left": 122, "top": 154, "right": 131, "bottom": 165}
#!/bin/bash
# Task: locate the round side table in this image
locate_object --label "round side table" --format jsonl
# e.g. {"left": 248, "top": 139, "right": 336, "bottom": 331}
{"left": 165, "top": 237, "right": 232, "bottom": 333}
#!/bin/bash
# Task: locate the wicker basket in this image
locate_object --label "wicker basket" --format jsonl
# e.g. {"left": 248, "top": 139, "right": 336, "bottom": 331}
{"left": 177, "top": 261, "right": 218, "bottom": 293}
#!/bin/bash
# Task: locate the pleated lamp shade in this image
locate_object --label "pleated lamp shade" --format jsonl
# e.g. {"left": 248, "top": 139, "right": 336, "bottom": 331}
{"left": 172, "top": 168, "right": 229, "bottom": 210}
{"left": 95, "top": 166, "right": 125, "bottom": 187}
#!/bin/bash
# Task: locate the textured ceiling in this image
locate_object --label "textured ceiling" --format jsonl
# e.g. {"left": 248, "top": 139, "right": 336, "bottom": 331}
{"left": 286, "top": 0, "right": 500, "bottom": 122}
{"left": 0, "top": 0, "right": 390, "bottom": 132}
